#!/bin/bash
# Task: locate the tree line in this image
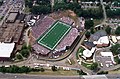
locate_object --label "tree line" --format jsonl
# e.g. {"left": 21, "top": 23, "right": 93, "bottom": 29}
{"left": 25, "top": 0, "right": 103, "bottom": 19}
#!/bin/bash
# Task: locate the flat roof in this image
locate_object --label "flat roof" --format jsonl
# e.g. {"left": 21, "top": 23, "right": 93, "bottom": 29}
{"left": 7, "top": 13, "right": 18, "bottom": 22}
{"left": 0, "top": 42, "right": 15, "bottom": 57}
{"left": 38, "top": 21, "right": 71, "bottom": 50}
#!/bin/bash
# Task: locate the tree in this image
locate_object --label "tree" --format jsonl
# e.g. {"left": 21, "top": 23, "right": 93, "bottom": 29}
{"left": 85, "top": 19, "right": 94, "bottom": 29}
{"left": 51, "top": 66, "right": 57, "bottom": 71}
{"left": 85, "top": 31, "right": 91, "bottom": 39}
{"left": 31, "top": 5, "right": 51, "bottom": 14}
{"left": 0, "top": 66, "right": 6, "bottom": 73}
{"left": 16, "top": 54, "right": 23, "bottom": 60}
{"left": 90, "top": 27, "right": 95, "bottom": 34}
{"left": 77, "top": 70, "right": 87, "bottom": 75}
{"left": 40, "top": 68, "right": 45, "bottom": 72}
{"left": 97, "top": 71, "right": 108, "bottom": 75}
{"left": 20, "top": 49, "right": 30, "bottom": 58}
{"left": 110, "top": 44, "right": 120, "bottom": 55}
{"left": 22, "top": 43, "right": 27, "bottom": 50}
{"left": 90, "top": 62, "right": 98, "bottom": 71}
{"left": 105, "top": 26, "right": 111, "bottom": 35}
{"left": 28, "top": 45, "right": 32, "bottom": 51}
{"left": 19, "top": 66, "right": 31, "bottom": 73}
{"left": 115, "top": 26, "right": 120, "bottom": 35}
{"left": 115, "top": 56, "right": 120, "bottom": 64}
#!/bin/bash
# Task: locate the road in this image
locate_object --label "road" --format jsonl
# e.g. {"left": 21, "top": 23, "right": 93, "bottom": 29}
{"left": 0, "top": 73, "right": 120, "bottom": 79}
{"left": 0, "top": 73, "right": 81, "bottom": 79}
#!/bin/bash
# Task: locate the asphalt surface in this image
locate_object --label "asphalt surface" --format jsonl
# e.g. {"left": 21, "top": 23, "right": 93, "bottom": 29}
{"left": 1, "top": 73, "right": 120, "bottom": 79}
{"left": 0, "top": 73, "right": 82, "bottom": 79}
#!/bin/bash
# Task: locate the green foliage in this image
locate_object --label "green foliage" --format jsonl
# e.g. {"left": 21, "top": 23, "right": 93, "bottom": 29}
{"left": 77, "top": 70, "right": 87, "bottom": 75}
{"left": 90, "top": 27, "right": 95, "bottom": 34}
{"left": 25, "top": 0, "right": 103, "bottom": 19}
{"left": 51, "top": 66, "right": 57, "bottom": 71}
{"left": 0, "top": 65, "right": 45, "bottom": 73}
{"left": 106, "top": 9, "right": 120, "bottom": 18}
{"left": 85, "top": 19, "right": 94, "bottom": 29}
{"left": 105, "top": 26, "right": 111, "bottom": 35}
{"left": 20, "top": 49, "right": 30, "bottom": 58}
{"left": 76, "top": 48, "right": 84, "bottom": 59}
{"left": 16, "top": 54, "right": 23, "bottom": 60}
{"left": 36, "top": 0, "right": 50, "bottom": 5}
{"left": 40, "top": 68, "right": 45, "bottom": 72}
{"left": 115, "top": 26, "right": 120, "bottom": 35}
{"left": 31, "top": 5, "right": 51, "bottom": 14}
{"left": 110, "top": 44, "right": 120, "bottom": 55}
{"left": 28, "top": 45, "right": 32, "bottom": 51}
{"left": 20, "top": 43, "right": 32, "bottom": 58}
{"left": 90, "top": 62, "right": 98, "bottom": 70}
{"left": 114, "top": 56, "right": 120, "bottom": 64}
{"left": 85, "top": 31, "right": 91, "bottom": 39}
{"left": 25, "top": 0, "right": 33, "bottom": 8}
{"left": 97, "top": 71, "right": 108, "bottom": 75}
{"left": 22, "top": 43, "right": 27, "bottom": 50}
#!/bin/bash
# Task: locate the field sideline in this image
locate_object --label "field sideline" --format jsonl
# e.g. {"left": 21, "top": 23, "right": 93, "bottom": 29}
{"left": 38, "top": 21, "right": 71, "bottom": 50}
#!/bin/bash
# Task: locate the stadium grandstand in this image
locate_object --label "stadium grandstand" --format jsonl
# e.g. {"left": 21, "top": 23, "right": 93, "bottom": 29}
{"left": 31, "top": 16, "right": 79, "bottom": 58}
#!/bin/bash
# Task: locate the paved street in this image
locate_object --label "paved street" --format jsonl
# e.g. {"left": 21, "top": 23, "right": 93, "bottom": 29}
{"left": 0, "top": 73, "right": 120, "bottom": 79}
{"left": 0, "top": 73, "right": 81, "bottom": 79}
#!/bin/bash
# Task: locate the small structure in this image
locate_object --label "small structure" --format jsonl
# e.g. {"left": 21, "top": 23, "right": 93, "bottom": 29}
{"left": 0, "top": 42, "right": 15, "bottom": 60}
{"left": 83, "top": 47, "right": 96, "bottom": 58}
{"left": 6, "top": 13, "right": 18, "bottom": 23}
{"left": 83, "top": 49, "right": 92, "bottom": 58}
{"left": 111, "top": 36, "right": 117, "bottom": 43}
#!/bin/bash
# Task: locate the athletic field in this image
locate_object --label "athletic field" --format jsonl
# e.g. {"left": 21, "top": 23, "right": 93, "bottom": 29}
{"left": 38, "top": 21, "right": 71, "bottom": 50}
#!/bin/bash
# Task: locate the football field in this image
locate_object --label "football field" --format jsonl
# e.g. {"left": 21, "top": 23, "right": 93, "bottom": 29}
{"left": 38, "top": 21, "right": 71, "bottom": 50}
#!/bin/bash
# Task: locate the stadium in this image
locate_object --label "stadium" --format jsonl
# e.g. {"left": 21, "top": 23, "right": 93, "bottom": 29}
{"left": 31, "top": 16, "right": 79, "bottom": 58}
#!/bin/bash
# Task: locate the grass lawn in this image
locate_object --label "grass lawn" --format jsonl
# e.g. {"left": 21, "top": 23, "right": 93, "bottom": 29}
{"left": 29, "top": 69, "right": 79, "bottom": 76}
{"left": 81, "top": 62, "right": 92, "bottom": 70}
{"left": 38, "top": 21, "right": 71, "bottom": 50}
{"left": 109, "top": 69, "right": 120, "bottom": 74}
{"left": 76, "top": 47, "right": 84, "bottom": 59}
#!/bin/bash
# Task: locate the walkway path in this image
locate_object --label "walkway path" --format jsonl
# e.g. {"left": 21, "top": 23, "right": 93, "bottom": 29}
{"left": 100, "top": 0, "right": 107, "bottom": 24}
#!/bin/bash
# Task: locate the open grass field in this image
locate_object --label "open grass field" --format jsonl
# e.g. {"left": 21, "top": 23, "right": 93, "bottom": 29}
{"left": 38, "top": 21, "right": 71, "bottom": 50}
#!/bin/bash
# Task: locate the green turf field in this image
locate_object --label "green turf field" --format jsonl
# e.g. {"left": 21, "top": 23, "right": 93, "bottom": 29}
{"left": 38, "top": 21, "right": 71, "bottom": 50}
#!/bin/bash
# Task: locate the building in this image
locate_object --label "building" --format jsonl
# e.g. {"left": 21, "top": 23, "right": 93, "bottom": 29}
{"left": 0, "top": 42, "right": 15, "bottom": 61}
{"left": 93, "top": 36, "right": 109, "bottom": 47}
{"left": 6, "top": 13, "right": 18, "bottom": 23}
{"left": 82, "top": 47, "right": 96, "bottom": 59}
{"left": 89, "top": 30, "right": 109, "bottom": 47}
{"left": 31, "top": 16, "right": 79, "bottom": 57}
{"left": 83, "top": 41, "right": 96, "bottom": 49}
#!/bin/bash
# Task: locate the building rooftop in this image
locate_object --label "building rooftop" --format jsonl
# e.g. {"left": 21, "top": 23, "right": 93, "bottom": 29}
{"left": 89, "top": 30, "right": 107, "bottom": 42}
{"left": 0, "top": 42, "right": 15, "bottom": 57}
{"left": 6, "top": 13, "right": 18, "bottom": 22}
